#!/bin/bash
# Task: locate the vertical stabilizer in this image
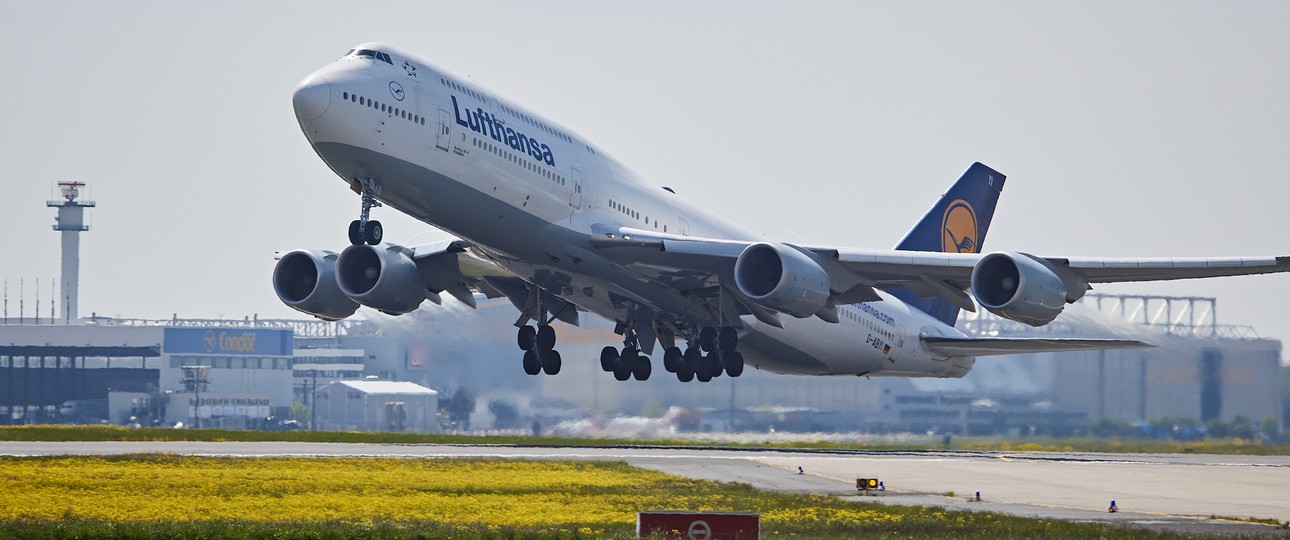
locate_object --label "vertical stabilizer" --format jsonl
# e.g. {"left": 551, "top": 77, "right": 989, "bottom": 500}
{"left": 890, "top": 163, "right": 1005, "bottom": 326}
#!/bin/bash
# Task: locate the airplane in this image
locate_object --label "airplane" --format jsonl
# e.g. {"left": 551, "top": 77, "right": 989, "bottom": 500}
{"left": 276, "top": 42, "right": 1290, "bottom": 383}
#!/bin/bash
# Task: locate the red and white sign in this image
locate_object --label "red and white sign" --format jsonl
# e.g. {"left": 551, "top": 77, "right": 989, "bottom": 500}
{"left": 637, "top": 511, "right": 759, "bottom": 540}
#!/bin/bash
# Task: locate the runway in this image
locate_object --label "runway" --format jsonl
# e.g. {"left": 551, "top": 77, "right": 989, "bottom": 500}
{"left": 2, "top": 441, "right": 1287, "bottom": 536}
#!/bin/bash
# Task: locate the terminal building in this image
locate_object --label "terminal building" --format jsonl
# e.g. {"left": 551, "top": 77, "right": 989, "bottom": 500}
{"left": 0, "top": 293, "right": 1282, "bottom": 436}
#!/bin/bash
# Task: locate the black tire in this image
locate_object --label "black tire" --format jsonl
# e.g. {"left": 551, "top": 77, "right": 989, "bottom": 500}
{"left": 364, "top": 220, "right": 383, "bottom": 245}
{"left": 614, "top": 348, "right": 636, "bottom": 381}
{"left": 542, "top": 350, "right": 562, "bottom": 375}
{"left": 632, "top": 356, "right": 651, "bottom": 381}
{"left": 696, "top": 368, "right": 712, "bottom": 383}
{"left": 517, "top": 325, "right": 536, "bottom": 351}
{"left": 348, "top": 220, "right": 363, "bottom": 246}
{"left": 600, "top": 346, "right": 619, "bottom": 372}
{"left": 683, "top": 347, "right": 702, "bottom": 373}
{"left": 536, "top": 325, "right": 556, "bottom": 351}
{"left": 699, "top": 327, "right": 717, "bottom": 353}
{"left": 701, "top": 352, "right": 722, "bottom": 378}
{"left": 724, "top": 351, "right": 745, "bottom": 377}
{"left": 522, "top": 350, "right": 541, "bottom": 375}
{"left": 676, "top": 365, "right": 694, "bottom": 383}
{"left": 662, "top": 347, "right": 682, "bottom": 373}
{"left": 719, "top": 326, "right": 738, "bottom": 351}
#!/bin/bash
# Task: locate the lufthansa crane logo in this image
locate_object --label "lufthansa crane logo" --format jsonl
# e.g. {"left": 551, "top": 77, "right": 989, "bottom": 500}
{"left": 941, "top": 199, "right": 979, "bottom": 253}
{"left": 389, "top": 81, "right": 405, "bottom": 101}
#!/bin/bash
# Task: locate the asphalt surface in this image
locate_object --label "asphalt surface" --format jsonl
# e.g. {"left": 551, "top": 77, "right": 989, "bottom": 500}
{"left": 2, "top": 441, "right": 1287, "bottom": 536}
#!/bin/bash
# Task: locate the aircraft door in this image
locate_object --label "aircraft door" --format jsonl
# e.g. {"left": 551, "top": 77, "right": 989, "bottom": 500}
{"left": 435, "top": 109, "right": 451, "bottom": 151}
{"left": 569, "top": 168, "right": 584, "bottom": 210}
{"left": 893, "top": 319, "right": 907, "bottom": 360}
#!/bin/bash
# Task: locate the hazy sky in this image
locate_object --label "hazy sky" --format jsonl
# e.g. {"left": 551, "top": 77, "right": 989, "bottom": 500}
{"left": 2, "top": 2, "right": 1288, "bottom": 351}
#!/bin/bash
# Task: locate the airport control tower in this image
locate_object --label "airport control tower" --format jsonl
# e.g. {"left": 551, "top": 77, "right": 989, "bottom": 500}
{"left": 47, "top": 181, "right": 95, "bottom": 322}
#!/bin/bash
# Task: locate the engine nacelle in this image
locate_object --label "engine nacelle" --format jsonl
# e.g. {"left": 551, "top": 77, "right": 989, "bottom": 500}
{"left": 734, "top": 242, "right": 830, "bottom": 318}
{"left": 970, "top": 252, "right": 1076, "bottom": 326}
{"left": 336, "top": 243, "right": 427, "bottom": 315}
{"left": 272, "top": 249, "right": 359, "bottom": 321}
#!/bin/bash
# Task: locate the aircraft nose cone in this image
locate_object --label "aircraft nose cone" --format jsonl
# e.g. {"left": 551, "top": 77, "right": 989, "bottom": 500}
{"left": 293, "top": 74, "right": 331, "bottom": 121}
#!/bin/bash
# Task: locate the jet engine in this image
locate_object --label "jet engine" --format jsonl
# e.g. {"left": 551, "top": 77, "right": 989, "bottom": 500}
{"left": 970, "top": 252, "right": 1084, "bottom": 326}
{"left": 336, "top": 243, "right": 428, "bottom": 315}
{"left": 734, "top": 242, "right": 830, "bottom": 318}
{"left": 272, "top": 249, "right": 359, "bottom": 321}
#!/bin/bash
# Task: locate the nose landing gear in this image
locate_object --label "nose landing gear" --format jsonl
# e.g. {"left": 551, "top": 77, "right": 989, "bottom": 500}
{"left": 348, "top": 179, "right": 384, "bottom": 246}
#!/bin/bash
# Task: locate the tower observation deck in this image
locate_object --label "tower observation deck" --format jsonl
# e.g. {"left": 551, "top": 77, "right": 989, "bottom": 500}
{"left": 47, "top": 181, "right": 95, "bottom": 322}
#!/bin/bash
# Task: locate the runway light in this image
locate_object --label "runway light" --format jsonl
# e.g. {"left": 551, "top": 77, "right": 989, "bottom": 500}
{"left": 1108, "top": 500, "right": 1119, "bottom": 513}
{"left": 856, "top": 478, "right": 879, "bottom": 490}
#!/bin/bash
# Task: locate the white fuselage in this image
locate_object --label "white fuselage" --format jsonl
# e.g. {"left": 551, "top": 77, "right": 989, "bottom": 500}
{"left": 293, "top": 44, "right": 974, "bottom": 378}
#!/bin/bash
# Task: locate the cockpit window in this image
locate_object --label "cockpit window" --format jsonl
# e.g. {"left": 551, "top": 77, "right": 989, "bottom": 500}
{"left": 351, "top": 49, "right": 394, "bottom": 65}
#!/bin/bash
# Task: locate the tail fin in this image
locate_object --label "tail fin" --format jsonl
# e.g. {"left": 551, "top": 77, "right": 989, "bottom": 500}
{"left": 890, "top": 162, "right": 1006, "bottom": 326}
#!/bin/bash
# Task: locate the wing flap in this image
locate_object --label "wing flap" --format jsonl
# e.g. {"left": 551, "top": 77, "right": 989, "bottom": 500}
{"left": 922, "top": 336, "right": 1152, "bottom": 357}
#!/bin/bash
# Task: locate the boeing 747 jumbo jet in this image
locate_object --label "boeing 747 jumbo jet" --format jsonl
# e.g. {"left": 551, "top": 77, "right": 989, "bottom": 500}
{"left": 277, "top": 43, "right": 1289, "bottom": 383}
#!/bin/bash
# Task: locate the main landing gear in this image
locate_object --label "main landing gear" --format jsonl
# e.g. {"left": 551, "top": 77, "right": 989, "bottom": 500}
{"left": 516, "top": 289, "right": 564, "bottom": 376}
{"left": 599, "top": 327, "right": 653, "bottom": 381}
{"left": 348, "top": 180, "right": 384, "bottom": 246}
{"left": 662, "top": 326, "right": 743, "bottom": 383}
{"left": 517, "top": 323, "right": 562, "bottom": 375}
{"left": 597, "top": 325, "right": 743, "bottom": 383}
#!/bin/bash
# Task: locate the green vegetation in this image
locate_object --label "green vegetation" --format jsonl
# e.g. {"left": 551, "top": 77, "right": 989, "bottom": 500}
{"left": 0, "top": 517, "right": 1223, "bottom": 540}
{"left": 0, "top": 455, "right": 1223, "bottom": 539}
{"left": 3, "top": 424, "right": 1289, "bottom": 455}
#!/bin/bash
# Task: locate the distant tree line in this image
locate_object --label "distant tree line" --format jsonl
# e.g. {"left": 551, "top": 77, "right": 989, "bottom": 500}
{"left": 1090, "top": 414, "right": 1280, "bottom": 442}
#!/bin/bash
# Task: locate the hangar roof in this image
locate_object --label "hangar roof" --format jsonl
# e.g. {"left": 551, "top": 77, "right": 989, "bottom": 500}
{"left": 332, "top": 380, "right": 438, "bottom": 395}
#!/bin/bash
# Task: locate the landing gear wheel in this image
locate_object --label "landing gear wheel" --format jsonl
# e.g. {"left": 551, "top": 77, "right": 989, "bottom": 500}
{"left": 662, "top": 347, "right": 682, "bottom": 373}
{"left": 723, "top": 351, "right": 744, "bottom": 377}
{"left": 364, "top": 220, "right": 383, "bottom": 245}
{"left": 536, "top": 325, "right": 556, "bottom": 351}
{"left": 683, "top": 347, "right": 702, "bottom": 373}
{"left": 676, "top": 366, "right": 694, "bottom": 383}
{"left": 522, "top": 350, "right": 541, "bottom": 375}
{"left": 542, "top": 350, "right": 562, "bottom": 375}
{"left": 348, "top": 220, "right": 363, "bottom": 246}
{"left": 614, "top": 348, "right": 636, "bottom": 381}
{"left": 517, "top": 325, "right": 536, "bottom": 351}
{"left": 701, "top": 352, "right": 722, "bottom": 379}
{"left": 695, "top": 367, "right": 712, "bottom": 383}
{"left": 699, "top": 327, "right": 717, "bottom": 353}
{"left": 632, "top": 356, "right": 651, "bottom": 381}
{"left": 600, "top": 346, "right": 619, "bottom": 372}
{"left": 719, "top": 327, "right": 738, "bottom": 352}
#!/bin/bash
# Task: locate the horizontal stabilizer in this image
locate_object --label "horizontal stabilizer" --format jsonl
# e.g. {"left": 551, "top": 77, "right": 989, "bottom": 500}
{"left": 922, "top": 336, "right": 1152, "bottom": 357}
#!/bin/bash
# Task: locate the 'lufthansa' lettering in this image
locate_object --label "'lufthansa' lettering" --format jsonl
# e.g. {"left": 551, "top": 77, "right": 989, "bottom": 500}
{"left": 452, "top": 95, "right": 556, "bottom": 166}
{"left": 860, "top": 303, "right": 895, "bottom": 326}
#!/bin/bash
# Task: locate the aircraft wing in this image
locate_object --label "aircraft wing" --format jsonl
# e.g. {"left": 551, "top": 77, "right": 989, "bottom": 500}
{"left": 921, "top": 336, "right": 1152, "bottom": 357}
{"left": 590, "top": 226, "right": 1290, "bottom": 314}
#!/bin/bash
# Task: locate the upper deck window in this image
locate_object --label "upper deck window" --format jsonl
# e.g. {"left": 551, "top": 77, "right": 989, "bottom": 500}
{"left": 350, "top": 49, "right": 394, "bottom": 65}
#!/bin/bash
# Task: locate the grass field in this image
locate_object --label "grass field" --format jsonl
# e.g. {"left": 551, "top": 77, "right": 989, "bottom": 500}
{"left": 2, "top": 424, "right": 1287, "bottom": 456}
{"left": 0, "top": 455, "right": 1211, "bottom": 539}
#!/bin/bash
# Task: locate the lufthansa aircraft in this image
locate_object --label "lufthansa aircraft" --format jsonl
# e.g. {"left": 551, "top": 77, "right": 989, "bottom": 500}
{"left": 277, "top": 43, "right": 1289, "bottom": 383}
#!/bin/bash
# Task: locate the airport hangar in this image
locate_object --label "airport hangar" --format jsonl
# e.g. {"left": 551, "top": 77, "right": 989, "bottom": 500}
{"left": 0, "top": 292, "right": 1282, "bottom": 437}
